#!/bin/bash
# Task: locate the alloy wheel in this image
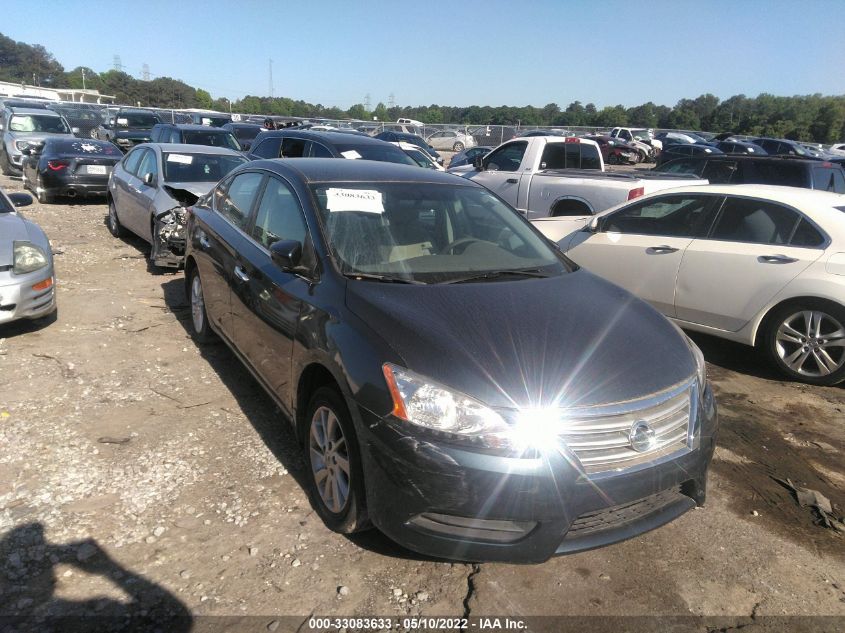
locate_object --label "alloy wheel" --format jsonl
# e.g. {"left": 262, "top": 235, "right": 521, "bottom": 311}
{"left": 190, "top": 274, "right": 205, "bottom": 334}
{"left": 309, "top": 405, "right": 351, "bottom": 514}
{"left": 775, "top": 310, "right": 845, "bottom": 377}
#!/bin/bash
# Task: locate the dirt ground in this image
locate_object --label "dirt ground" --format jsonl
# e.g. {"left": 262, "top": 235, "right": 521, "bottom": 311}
{"left": 0, "top": 163, "right": 843, "bottom": 631}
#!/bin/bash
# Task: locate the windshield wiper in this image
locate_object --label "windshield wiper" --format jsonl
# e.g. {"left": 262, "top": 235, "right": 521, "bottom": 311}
{"left": 440, "top": 269, "right": 552, "bottom": 284}
{"left": 343, "top": 272, "right": 425, "bottom": 285}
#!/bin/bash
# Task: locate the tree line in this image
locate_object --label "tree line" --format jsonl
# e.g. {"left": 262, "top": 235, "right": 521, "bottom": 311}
{"left": 2, "top": 32, "right": 844, "bottom": 143}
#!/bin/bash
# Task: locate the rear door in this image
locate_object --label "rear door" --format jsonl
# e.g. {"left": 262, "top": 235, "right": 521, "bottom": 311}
{"left": 111, "top": 147, "right": 145, "bottom": 229}
{"left": 675, "top": 196, "right": 826, "bottom": 331}
{"left": 567, "top": 193, "right": 721, "bottom": 317}
{"left": 232, "top": 175, "right": 313, "bottom": 409}
{"left": 196, "top": 171, "right": 266, "bottom": 341}
{"left": 470, "top": 141, "right": 529, "bottom": 210}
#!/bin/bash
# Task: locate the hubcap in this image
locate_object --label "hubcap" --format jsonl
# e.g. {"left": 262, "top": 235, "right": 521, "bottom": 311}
{"left": 190, "top": 275, "right": 205, "bottom": 333}
{"left": 775, "top": 310, "right": 845, "bottom": 377}
{"left": 309, "top": 406, "right": 350, "bottom": 514}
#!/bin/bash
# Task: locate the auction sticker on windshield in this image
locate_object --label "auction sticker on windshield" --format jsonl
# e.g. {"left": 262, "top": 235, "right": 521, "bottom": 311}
{"left": 340, "top": 150, "right": 362, "bottom": 159}
{"left": 166, "top": 154, "right": 193, "bottom": 164}
{"left": 326, "top": 188, "right": 384, "bottom": 213}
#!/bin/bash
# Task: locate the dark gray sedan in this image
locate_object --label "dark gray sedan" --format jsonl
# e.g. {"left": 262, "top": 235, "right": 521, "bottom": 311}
{"left": 106, "top": 143, "right": 247, "bottom": 267}
{"left": 183, "top": 158, "right": 717, "bottom": 563}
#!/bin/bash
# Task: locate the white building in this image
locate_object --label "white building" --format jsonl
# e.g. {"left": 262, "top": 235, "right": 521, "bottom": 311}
{"left": 0, "top": 80, "right": 116, "bottom": 104}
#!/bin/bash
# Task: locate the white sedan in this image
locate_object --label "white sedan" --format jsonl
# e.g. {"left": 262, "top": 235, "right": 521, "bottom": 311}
{"left": 533, "top": 184, "right": 845, "bottom": 385}
{"left": 426, "top": 130, "right": 476, "bottom": 152}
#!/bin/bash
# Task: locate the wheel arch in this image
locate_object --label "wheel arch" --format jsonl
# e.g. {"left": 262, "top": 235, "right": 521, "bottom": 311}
{"left": 753, "top": 295, "right": 845, "bottom": 347}
{"left": 295, "top": 362, "right": 346, "bottom": 442}
{"left": 549, "top": 196, "right": 594, "bottom": 217}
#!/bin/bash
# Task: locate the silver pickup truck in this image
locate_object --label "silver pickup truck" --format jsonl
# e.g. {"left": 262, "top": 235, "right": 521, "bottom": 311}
{"left": 450, "top": 136, "right": 705, "bottom": 218}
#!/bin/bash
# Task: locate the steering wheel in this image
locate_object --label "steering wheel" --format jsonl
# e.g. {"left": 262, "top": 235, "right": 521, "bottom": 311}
{"left": 441, "top": 237, "right": 482, "bottom": 255}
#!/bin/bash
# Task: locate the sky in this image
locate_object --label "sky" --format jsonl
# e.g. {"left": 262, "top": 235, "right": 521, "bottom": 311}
{"left": 6, "top": 0, "right": 845, "bottom": 110}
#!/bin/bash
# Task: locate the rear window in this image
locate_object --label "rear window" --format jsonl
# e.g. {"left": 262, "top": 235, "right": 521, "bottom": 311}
{"left": 790, "top": 218, "right": 825, "bottom": 247}
{"left": 539, "top": 142, "right": 601, "bottom": 169}
{"left": 47, "top": 139, "right": 121, "bottom": 156}
{"left": 701, "top": 160, "right": 739, "bottom": 184}
{"left": 812, "top": 167, "right": 845, "bottom": 193}
{"left": 334, "top": 142, "right": 415, "bottom": 166}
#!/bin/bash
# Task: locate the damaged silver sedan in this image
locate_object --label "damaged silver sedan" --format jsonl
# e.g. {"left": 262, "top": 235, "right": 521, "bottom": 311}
{"left": 106, "top": 143, "right": 247, "bottom": 268}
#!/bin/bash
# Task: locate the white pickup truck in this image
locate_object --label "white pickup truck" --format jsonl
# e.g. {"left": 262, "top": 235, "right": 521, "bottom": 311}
{"left": 449, "top": 136, "right": 706, "bottom": 219}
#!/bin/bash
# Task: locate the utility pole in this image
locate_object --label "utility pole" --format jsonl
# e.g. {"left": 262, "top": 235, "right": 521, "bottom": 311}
{"left": 142, "top": 63, "right": 150, "bottom": 81}
{"left": 268, "top": 58, "right": 274, "bottom": 98}
{"left": 113, "top": 55, "right": 123, "bottom": 72}
{"left": 388, "top": 93, "right": 395, "bottom": 109}
{"left": 364, "top": 93, "right": 371, "bottom": 111}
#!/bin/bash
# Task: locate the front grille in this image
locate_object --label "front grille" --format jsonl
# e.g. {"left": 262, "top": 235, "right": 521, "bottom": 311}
{"left": 564, "top": 486, "right": 686, "bottom": 539}
{"left": 559, "top": 380, "right": 696, "bottom": 475}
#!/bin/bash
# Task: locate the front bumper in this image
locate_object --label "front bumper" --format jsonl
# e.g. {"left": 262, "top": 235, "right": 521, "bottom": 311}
{"left": 357, "top": 383, "right": 717, "bottom": 563}
{"left": 0, "top": 270, "right": 56, "bottom": 325}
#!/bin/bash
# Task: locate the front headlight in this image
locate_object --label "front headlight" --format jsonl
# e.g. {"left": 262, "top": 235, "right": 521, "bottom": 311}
{"left": 14, "top": 141, "right": 30, "bottom": 151}
{"left": 382, "top": 363, "right": 511, "bottom": 439}
{"left": 13, "top": 241, "right": 48, "bottom": 275}
{"left": 685, "top": 335, "right": 707, "bottom": 390}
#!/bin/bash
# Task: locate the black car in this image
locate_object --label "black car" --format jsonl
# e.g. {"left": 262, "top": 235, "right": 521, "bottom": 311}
{"left": 186, "top": 112, "right": 231, "bottom": 127}
{"left": 246, "top": 130, "right": 416, "bottom": 166}
{"left": 654, "top": 154, "right": 845, "bottom": 192}
{"left": 46, "top": 104, "right": 104, "bottom": 139}
{"left": 751, "top": 137, "right": 822, "bottom": 159}
{"left": 447, "top": 145, "right": 493, "bottom": 169}
{"left": 712, "top": 140, "right": 767, "bottom": 155}
{"left": 150, "top": 124, "right": 241, "bottom": 151}
{"left": 374, "top": 131, "right": 442, "bottom": 164}
{"left": 21, "top": 137, "right": 121, "bottom": 203}
{"left": 221, "top": 122, "right": 264, "bottom": 152}
{"left": 94, "top": 109, "right": 161, "bottom": 152}
{"left": 183, "top": 158, "right": 717, "bottom": 563}
{"left": 656, "top": 143, "right": 724, "bottom": 165}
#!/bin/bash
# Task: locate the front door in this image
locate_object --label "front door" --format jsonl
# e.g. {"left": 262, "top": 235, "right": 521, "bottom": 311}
{"left": 470, "top": 141, "right": 529, "bottom": 209}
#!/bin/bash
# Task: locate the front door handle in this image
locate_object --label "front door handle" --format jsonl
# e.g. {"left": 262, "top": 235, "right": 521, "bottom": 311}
{"left": 233, "top": 266, "right": 250, "bottom": 283}
{"left": 758, "top": 255, "right": 798, "bottom": 264}
{"left": 506, "top": 178, "right": 518, "bottom": 184}
{"left": 647, "top": 245, "right": 679, "bottom": 254}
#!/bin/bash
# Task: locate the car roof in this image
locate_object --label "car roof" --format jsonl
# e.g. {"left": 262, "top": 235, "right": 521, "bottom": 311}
{"left": 663, "top": 154, "right": 818, "bottom": 164}
{"left": 8, "top": 107, "right": 61, "bottom": 116}
{"left": 248, "top": 157, "right": 478, "bottom": 185}
{"left": 145, "top": 143, "right": 243, "bottom": 156}
{"left": 253, "top": 130, "right": 394, "bottom": 146}
{"left": 155, "top": 124, "right": 231, "bottom": 132}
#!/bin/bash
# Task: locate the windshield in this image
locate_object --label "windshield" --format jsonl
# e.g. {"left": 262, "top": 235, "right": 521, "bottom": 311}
{"left": 334, "top": 143, "right": 416, "bottom": 166}
{"left": 403, "top": 147, "right": 438, "bottom": 169}
{"left": 9, "top": 114, "right": 70, "bottom": 134}
{"left": 183, "top": 131, "right": 241, "bottom": 151}
{"left": 631, "top": 129, "right": 653, "bottom": 140}
{"left": 311, "top": 182, "right": 568, "bottom": 283}
{"left": 162, "top": 152, "right": 248, "bottom": 182}
{"left": 114, "top": 113, "right": 159, "bottom": 128}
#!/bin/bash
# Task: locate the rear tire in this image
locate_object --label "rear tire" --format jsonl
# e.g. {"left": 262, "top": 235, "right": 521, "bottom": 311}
{"left": 107, "top": 199, "right": 126, "bottom": 238}
{"left": 607, "top": 153, "right": 619, "bottom": 165}
{"left": 36, "top": 174, "right": 53, "bottom": 204}
{"left": 304, "top": 386, "right": 370, "bottom": 534}
{"left": 761, "top": 300, "right": 845, "bottom": 386}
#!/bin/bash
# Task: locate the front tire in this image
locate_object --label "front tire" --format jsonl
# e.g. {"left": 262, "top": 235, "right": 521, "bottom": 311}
{"left": 762, "top": 301, "right": 845, "bottom": 386}
{"left": 304, "top": 387, "right": 370, "bottom": 533}
{"left": 107, "top": 199, "right": 126, "bottom": 237}
{"left": 188, "top": 268, "right": 214, "bottom": 343}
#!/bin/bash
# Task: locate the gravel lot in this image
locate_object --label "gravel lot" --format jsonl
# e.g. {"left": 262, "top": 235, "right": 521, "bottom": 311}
{"left": 0, "top": 163, "right": 843, "bottom": 630}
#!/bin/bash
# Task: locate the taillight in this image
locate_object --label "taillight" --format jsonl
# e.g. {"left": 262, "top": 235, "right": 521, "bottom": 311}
{"left": 565, "top": 137, "right": 580, "bottom": 143}
{"left": 47, "top": 160, "right": 69, "bottom": 171}
{"left": 627, "top": 187, "right": 645, "bottom": 200}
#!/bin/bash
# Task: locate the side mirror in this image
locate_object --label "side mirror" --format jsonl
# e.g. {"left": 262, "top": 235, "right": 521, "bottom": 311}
{"left": 472, "top": 155, "right": 485, "bottom": 170}
{"left": 270, "top": 239, "right": 303, "bottom": 271}
{"left": 72, "top": 127, "right": 80, "bottom": 135}
{"left": 586, "top": 216, "right": 600, "bottom": 232}
{"left": 8, "top": 192, "right": 33, "bottom": 208}
{"left": 143, "top": 172, "right": 156, "bottom": 186}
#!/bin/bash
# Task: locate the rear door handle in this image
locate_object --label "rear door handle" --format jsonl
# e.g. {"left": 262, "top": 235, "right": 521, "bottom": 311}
{"left": 647, "top": 245, "right": 679, "bottom": 254}
{"left": 233, "top": 266, "right": 250, "bottom": 283}
{"left": 758, "top": 255, "right": 798, "bottom": 264}
{"left": 506, "top": 178, "right": 518, "bottom": 183}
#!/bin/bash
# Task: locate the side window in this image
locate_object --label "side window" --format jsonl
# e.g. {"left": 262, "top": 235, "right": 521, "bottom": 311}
{"left": 137, "top": 149, "right": 158, "bottom": 180}
{"left": 701, "top": 160, "right": 739, "bottom": 184}
{"left": 309, "top": 142, "right": 333, "bottom": 158}
{"left": 251, "top": 177, "right": 308, "bottom": 249}
{"left": 215, "top": 172, "right": 264, "bottom": 230}
{"left": 710, "top": 197, "right": 799, "bottom": 245}
{"left": 251, "top": 137, "right": 282, "bottom": 159}
{"left": 539, "top": 144, "right": 567, "bottom": 169}
{"left": 604, "top": 194, "right": 717, "bottom": 238}
{"left": 170, "top": 130, "right": 181, "bottom": 143}
{"left": 790, "top": 218, "right": 825, "bottom": 248}
{"left": 122, "top": 148, "right": 145, "bottom": 176}
{"left": 812, "top": 167, "right": 845, "bottom": 193}
{"left": 657, "top": 158, "right": 701, "bottom": 175}
{"left": 281, "top": 138, "right": 306, "bottom": 158}
{"left": 580, "top": 144, "right": 601, "bottom": 170}
{"left": 483, "top": 141, "right": 528, "bottom": 172}
{"left": 748, "top": 162, "right": 806, "bottom": 187}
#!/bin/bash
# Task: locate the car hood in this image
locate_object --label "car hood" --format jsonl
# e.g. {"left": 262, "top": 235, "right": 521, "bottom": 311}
{"left": 345, "top": 270, "right": 696, "bottom": 410}
{"left": 163, "top": 181, "right": 216, "bottom": 198}
{"left": 8, "top": 131, "right": 71, "bottom": 145}
{"left": 0, "top": 213, "right": 32, "bottom": 266}
{"left": 446, "top": 164, "right": 475, "bottom": 175}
